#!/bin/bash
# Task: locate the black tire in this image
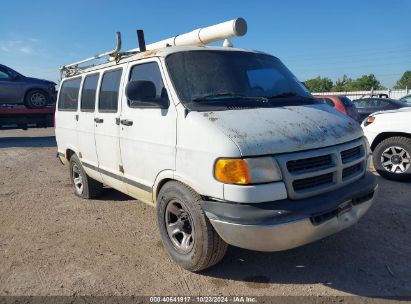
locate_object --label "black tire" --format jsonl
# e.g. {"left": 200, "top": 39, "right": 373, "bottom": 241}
{"left": 373, "top": 136, "right": 411, "bottom": 181}
{"left": 69, "top": 154, "right": 103, "bottom": 198}
{"left": 157, "top": 181, "right": 227, "bottom": 272}
{"left": 24, "top": 89, "right": 48, "bottom": 109}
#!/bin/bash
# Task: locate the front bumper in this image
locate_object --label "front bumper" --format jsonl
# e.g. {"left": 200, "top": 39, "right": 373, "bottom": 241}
{"left": 202, "top": 172, "right": 377, "bottom": 252}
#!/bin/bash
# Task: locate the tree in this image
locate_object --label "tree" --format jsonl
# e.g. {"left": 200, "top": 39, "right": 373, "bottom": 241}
{"left": 332, "top": 75, "right": 354, "bottom": 91}
{"left": 304, "top": 76, "right": 333, "bottom": 92}
{"left": 332, "top": 74, "right": 384, "bottom": 91}
{"left": 394, "top": 71, "right": 411, "bottom": 89}
{"left": 352, "top": 74, "right": 385, "bottom": 90}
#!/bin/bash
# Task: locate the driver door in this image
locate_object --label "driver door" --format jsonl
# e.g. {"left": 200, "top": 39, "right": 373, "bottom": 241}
{"left": 0, "top": 67, "right": 21, "bottom": 104}
{"left": 119, "top": 59, "right": 177, "bottom": 203}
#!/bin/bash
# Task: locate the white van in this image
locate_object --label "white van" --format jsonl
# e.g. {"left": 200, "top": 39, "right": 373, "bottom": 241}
{"left": 55, "top": 19, "right": 377, "bottom": 271}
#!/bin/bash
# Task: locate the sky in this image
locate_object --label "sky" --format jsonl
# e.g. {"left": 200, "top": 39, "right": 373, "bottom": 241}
{"left": 1, "top": 0, "right": 410, "bottom": 88}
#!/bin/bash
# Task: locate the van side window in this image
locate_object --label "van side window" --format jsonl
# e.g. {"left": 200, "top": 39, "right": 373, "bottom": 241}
{"left": 58, "top": 78, "right": 81, "bottom": 111}
{"left": 81, "top": 74, "right": 99, "bottom": 112}
{"left": 128, "top": 62, "right": 167, "bottom": 108}
{"left": 99, "top": 69, "right": 122, "bottom": 112}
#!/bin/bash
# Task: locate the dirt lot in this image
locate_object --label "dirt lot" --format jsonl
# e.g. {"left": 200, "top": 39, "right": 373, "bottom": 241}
{"left": 0, "top": 128, "right": 410, "bottom": 298}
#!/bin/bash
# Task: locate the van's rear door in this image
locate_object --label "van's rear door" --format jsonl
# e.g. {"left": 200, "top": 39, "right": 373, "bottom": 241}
{"left": 55, "top": 77, "right": 81, "bottom": 156}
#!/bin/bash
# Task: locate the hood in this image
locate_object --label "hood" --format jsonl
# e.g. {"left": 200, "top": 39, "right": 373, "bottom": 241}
{"left": 203, "top": 104, "right": 363, "bottom": 156}
{"left": 372, "top": 107, "right": 411, "bottom": 116}
{"left": 24, "top": 76, "right": 56, "bottom": 86}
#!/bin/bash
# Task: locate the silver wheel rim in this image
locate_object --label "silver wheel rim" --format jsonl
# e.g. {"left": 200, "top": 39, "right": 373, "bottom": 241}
{"left": 72, "top": 164, "right": 84, "bottom": 194}
{"left": 381, "top": 146, "right": 411, "bottom": 174}
{"left": 165, "top": 200, "right": 194, "bottom": 253}
{"left": 30, "top": 92, "right": 47, "bottom": 107}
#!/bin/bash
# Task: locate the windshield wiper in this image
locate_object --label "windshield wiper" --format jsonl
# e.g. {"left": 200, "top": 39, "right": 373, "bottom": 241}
{"left": 266, "top": 92, "right": 314, "bottom": 99}
{"left": 192, "top": 93, "right": 268, "bottom": 102}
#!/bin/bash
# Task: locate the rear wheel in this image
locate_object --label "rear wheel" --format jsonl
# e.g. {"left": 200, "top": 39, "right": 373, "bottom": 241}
{"left": 373, "top": 136, "right": 411, "bottom": 181}
{"left": 157, "top": 181, "right": 227, "bottom": 271}
{"left": 69, "top": 154, "right": 103, "bottom": 198}
{"left": 25, "top": 90, "right": 48, "bottom": 108}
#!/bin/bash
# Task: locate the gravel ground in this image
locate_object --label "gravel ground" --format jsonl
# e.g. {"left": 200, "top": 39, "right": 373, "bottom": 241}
{"left": 0, "top": 128, "right": 410, "bottom": 298}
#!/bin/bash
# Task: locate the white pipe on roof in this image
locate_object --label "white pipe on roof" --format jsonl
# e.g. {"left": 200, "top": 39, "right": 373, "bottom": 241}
{"left": 60, "top": 18, "right": 247, "bottom": 75}
{"left": 129, "top": 17, "right": 247, "bottom": 52}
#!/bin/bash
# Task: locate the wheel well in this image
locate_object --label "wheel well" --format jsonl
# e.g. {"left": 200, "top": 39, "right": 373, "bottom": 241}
{"left": 65, "top": 149, "right": 75, "bottom": 161}
{"left": 155, "top": 178, "right": 173, "bottom": 202}
{"left": 371, "top": 132, "right": 411, "bottom": 151}
{"left": 155, "top": 178, "right": 203, "bottom": 203}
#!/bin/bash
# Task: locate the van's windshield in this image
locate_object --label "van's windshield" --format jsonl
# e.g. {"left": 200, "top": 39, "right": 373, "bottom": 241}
{"left": 166, "top": 50, "right": 316, "bottom": 111}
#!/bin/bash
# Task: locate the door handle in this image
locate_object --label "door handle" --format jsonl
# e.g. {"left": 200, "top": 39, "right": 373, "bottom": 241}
{"left": 94, "top": 117, "right": 104, "bottom": 123}
{"left": 120, "top": 119, "right": 133, "bottom": 126}
{"left": 75, "top": 114, "right": 79, "bottom": 121}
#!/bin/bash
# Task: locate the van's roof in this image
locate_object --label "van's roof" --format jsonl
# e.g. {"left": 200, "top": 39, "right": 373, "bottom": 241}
{"left": 144, "top": 45, "right": 264, "bottom": 56}
{"left": 61, "top": 45, "right": 268, "bottom": 78}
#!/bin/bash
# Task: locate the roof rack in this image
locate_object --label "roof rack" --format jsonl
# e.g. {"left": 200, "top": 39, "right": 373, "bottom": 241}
{"left": 59, "top": 18, "right": 247, "bottom": 78}
{"left": 59, "top": 32, "right": 122, "bottom": 77}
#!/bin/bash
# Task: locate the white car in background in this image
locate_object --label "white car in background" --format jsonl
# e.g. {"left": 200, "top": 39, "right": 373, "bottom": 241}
{"left": 362, "top": 107, "right": 411, "bottom": 181}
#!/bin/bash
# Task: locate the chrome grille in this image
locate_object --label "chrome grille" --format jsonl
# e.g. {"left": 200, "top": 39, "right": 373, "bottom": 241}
{"left": 276, "top": 139, "right": 366, "bottom": 199}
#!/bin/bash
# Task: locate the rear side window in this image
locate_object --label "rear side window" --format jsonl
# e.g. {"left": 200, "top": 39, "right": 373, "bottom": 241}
{"left": 318, "top": 98, "right": 334, "bottom": 107}
{"left": 58, "top": 78, "right": 81, "bottom": 111}
{"left": 401, "top": 96, "right": 411, "bottom": 103}
{"left": 375, "top": 99, "right": 389, "bottom": 107}
{"left": 354, "top": 99, "right": 366, "bottom": 108}
{"left": 0, "top": 70, "right": 11, "bottom": 79}
{"left": 99, "top": 69, "right": 122, "bottom": 112}
{"left": 128, "top": 62, "right": 167, "bottom": 108}
{"left": 81, "top": 74, "right": 99, "bottom": 112}
{"left": 340, "top": 96, "right": 354, "bottom": 107}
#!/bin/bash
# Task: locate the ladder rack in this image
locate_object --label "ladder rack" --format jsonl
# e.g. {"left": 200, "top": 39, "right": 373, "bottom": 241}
{"left": 59, "top": 32, "right": 123, "bottom": 77}
{"left": 59, "top": 17, "right": 247, "bottom": 78}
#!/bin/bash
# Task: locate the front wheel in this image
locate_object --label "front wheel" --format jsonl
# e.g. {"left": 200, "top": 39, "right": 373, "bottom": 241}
{"left": 157, "top": 181, "right": 227, "bottom": 272}
{"left": 25, "top": 90, "right": 48, "bottom": 108}
{"left": 373, "top": 136, "right": 411, "bottom": 181}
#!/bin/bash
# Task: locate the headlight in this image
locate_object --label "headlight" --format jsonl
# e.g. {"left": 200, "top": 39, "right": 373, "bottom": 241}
{"left": 214, "top": 157, "right": 282, "bottom": 185}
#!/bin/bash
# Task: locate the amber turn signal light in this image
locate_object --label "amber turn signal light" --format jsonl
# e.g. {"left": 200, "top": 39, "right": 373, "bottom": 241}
{"left": 214, "top": 159, "right": 250, "bottom": 184}
{"left": 364, "top": 116, "right": 375, "bottom": 126}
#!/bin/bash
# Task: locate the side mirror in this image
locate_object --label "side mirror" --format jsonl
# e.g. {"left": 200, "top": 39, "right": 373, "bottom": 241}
{"left": 125, "top": 80, "right": 168, "bottom": 109}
